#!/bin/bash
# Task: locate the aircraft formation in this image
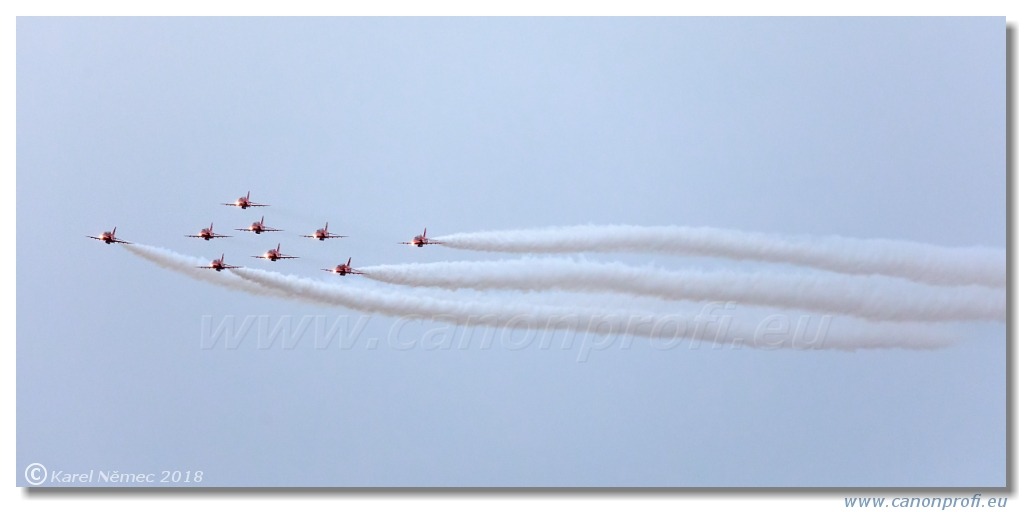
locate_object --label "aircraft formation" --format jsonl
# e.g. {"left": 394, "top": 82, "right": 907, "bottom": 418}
{"left": 88, "top": 191, "right": 443, "bottom": 274}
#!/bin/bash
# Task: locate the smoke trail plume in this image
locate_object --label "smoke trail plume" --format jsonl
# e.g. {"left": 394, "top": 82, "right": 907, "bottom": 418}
{"left": 122, "top": 243, "right": 286, "bottom": 298}
{"left": 230, "top": 267, "right": 956, "bottom": 351}
{"left": 434, "top": 226, "right": 1005, "bottom": 288}
{"left": 119, "top": 243, "right": 959, "bottom": 350}
{"left": 360, "top": 258, "right": 1005, "bottom": 323}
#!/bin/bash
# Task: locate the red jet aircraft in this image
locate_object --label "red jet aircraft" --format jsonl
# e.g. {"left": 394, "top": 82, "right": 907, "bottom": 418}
{"left": 322, "top": 257, "right": 363, "bottom": 276}
{"left": 236, "top": 216, "right": 281, "bottom": 235}
{"left": 400, "top": 228, "right": 442, "bottom": 247}
{"left": 87, "top": 227, "right": 131, "bottom": 245}
{"left": 197, "top": 254, "right": 241, "bottom": 272}
{"left": 186, "top": 223, "right": 232, "bottom": 240}
{"left": 303, "top": 222, "right": 347, "bottom": 241}
{"left": 252, "top": 243, "right": 298, "bottom": 262}
{"left": 222, "top": 191, "right": 268, "bottom": 209}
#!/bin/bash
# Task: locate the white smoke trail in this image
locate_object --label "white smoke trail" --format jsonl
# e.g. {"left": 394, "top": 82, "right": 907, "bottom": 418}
{"left": 122, "top": 243, "right": 286, "bottom": 299}
{"left": 118, "top": 243, "right": 960, "bottom": 350}
{"left": 434, "top": 225, "right": 1005, "bottom": 289}
{"left": 230, "top": 267, "right": 957, "bottom": 351}
{"left": 359, "top": 258, "right": 1005, "bottom": 323}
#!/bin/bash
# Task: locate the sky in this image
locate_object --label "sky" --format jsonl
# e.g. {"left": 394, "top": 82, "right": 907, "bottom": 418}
{"left": 16, "top": 17, "right": 1006, "bottom": 488}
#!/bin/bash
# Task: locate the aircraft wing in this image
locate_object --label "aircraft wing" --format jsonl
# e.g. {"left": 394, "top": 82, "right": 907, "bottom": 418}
{"left": 209, "top": 234, "right": 232, "bottom": 238}
{"left": 276, "top": 255, "right": 299, "bottom": 259}
{"left": 323, "top": 234, "right": 347, "bottom": 239}
{"left": 87, "top": 236, "right": 131, "bottom": 244}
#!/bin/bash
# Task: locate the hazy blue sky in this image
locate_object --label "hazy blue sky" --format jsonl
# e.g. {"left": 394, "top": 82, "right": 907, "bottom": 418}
{"left": 17, "top": 17, "right": 1005, "bottom": 487}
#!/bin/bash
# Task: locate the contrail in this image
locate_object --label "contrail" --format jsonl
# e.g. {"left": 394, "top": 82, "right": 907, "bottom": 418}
{"left": 230, "top": 266, "right": 957, "bottom": 351}
{"left": 434, "top": 225, "right": 1005, "bottom": 288}
{"left": 121, "top": 243, "right": 286, "bottom": 298}
{"left": 359, "top": 258, "right": 1005, "bottom": 323}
